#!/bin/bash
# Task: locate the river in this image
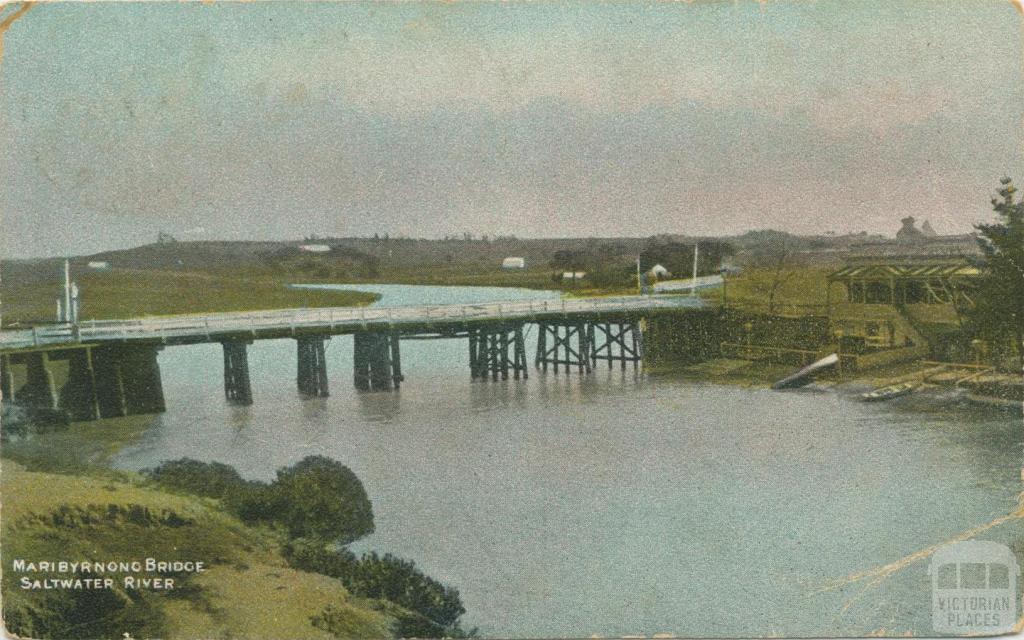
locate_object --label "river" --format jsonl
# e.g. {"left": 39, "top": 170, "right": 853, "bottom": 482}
{"left": 110, "top": 284, "right": 1022, "bottom": 637}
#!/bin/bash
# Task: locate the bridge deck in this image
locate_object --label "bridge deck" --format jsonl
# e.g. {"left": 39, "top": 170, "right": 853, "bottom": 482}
{"left": 0, "top": 295, "right": 704, "bottom": 352}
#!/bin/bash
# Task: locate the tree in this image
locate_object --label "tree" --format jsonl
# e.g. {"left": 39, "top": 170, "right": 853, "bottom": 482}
{"left": 971, "top": 177, "right": 1024, "bottom": 368}
{"left": 272, "top": 455, "right": 375, "bottom": 544}
{"left": 748, "top": 236, "right": 798, "bottom": 314}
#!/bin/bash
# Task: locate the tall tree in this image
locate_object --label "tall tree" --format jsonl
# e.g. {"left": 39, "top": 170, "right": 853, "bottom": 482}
{"left": 971, "top": 177, "right": 1024, "bottom": 368}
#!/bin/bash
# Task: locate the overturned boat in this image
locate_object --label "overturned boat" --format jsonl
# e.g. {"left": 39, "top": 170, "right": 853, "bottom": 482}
{"left": 771, "top": 353, "right": 839, "bottom": 390}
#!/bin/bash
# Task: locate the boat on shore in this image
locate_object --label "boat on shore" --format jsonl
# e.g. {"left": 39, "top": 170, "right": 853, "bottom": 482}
{"left": 771, "top": 353, "right": 839, "bottom": 390}
{"left": 860, "top": 382, "right": 917, "bottom": 402}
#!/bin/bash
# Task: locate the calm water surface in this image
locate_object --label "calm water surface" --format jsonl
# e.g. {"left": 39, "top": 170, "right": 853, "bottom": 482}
{"left": 110, "top": 285, "right": 1022, "bottom": 637}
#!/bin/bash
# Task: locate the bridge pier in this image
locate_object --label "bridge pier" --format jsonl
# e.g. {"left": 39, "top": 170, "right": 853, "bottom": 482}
{"left": 589, "top": 321, "right": 644, "bottom": 370}
{"left": 353, "top": 332, "right": 402, "bottom": 391}
{"left": 59, "top": 349, "right": 100, "bottom": 421}
{"left": 297, "top": 336, "right": 330, "bottom": 397}
{"left": 90, "top": 346, "right": 165, "bottom": 418}
{"left": 535, "top": 321, "right": 592, "bottom": 374}
{"left": 17, "top": 351, "right": 58, "bottom": 410}
{"left": 1, "top": 354, "right": 15, "bottom": 404}
{"left": 222, "top": 341, "right": 253, "bottom": 405}
{"left": 119, "top": 346, "right": 166, "bottom": 415}
{"left": 469, "top": 324, "right": 527, "bottom": 381}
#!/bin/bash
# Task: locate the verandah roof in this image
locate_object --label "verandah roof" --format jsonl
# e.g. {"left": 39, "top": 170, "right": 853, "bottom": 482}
{"left": 828, "top": 263, "right": 981, "bottom": 281}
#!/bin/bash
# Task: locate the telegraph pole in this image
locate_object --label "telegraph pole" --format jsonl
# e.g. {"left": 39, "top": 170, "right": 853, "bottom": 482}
{"left": 690, "top": 243, "right": 699, "bottom": 297}
{"left": 63, "top": 259, "right": 72, "bottom": 323}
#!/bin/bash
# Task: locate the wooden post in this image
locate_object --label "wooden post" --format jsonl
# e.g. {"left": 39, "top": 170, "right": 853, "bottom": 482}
{"left": 514, "top": 325, "right": 527, "bottom": 379}
{"left": 21, "top": 351, "right": 58, "bottom": 410}
{"left": 223, "top": 341, "right": 253, "bottom": 406}
{"left": 500, "top": 329, "right": 510, "bottom": 380}
{"left": 536, "top": 323, "right": 548, "bottom": 371}
{"left": 1, "top": 354, "right": 15, "bottom": 404}
{"left": 353, "top": 333, "right": 370, "bottom": 391}
{"left": 469, "top": 329, "right": 479, "bottom": 379}
{"left": 60, "top": 348, "right": 100, "bottom": 420}
{"left": 390, "top": 332, "right": 403, "bottom": 390}
{"left": 92, "top": 347, "right": 128, "bottom": 418}
{"left": 369, "top": 333, "right": 392, "bottom": 391}
{"left": 297, "top": 336, "right": 330, "bottom": 397}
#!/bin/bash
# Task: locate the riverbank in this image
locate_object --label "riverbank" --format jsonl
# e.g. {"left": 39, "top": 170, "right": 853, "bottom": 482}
{"left": 1, "top": 419, "right": 470, "bottom": 639}
{"left": 1, "top": 460, "right": 408, "bottom": 639}
{"left": 649, "top": 356, "right": 1023, "bottom": 411}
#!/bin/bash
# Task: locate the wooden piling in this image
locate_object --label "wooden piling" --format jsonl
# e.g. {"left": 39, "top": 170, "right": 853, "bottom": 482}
{"left": 297, "top": 336, "right": 330, "bottom": 397}
{"left": 222, "top": 341, "right": 254, "bottom": 406}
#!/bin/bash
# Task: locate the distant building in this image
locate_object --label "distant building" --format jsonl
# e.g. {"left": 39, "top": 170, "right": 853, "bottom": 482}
{"left": 562, "top": 271, "right": 587, "bottom": 280}
{"left": 895, "top": 216, "right": 924, "bottom": 243}
{"left": 87, "top": 261, "right": 110, "bottom": 270}
{"left": 502, "top": 257, "right": 526, "bottom": 270}
{"left": 648, "top": 264, "right": 671, "bottom": 280}
{"left": 299, "top": 244, "right": 331, "bottom": 253}
{"left": 157, "top": 231, "right": 177, "bottom": 244}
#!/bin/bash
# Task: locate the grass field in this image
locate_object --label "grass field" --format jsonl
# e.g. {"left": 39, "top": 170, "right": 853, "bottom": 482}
{"left": 1, "top": 269, "right": 381, "bottom": 324}
{"left": 701, "top": 264, "right": 838, "bottom": 312}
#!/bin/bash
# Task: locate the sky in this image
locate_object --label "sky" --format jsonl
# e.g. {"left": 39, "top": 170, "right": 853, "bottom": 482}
{"left": 1, "top": 1, "right": 1023, "bottom": 258}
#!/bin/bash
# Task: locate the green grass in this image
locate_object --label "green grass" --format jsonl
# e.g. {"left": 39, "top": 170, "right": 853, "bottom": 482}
{"left": 1, "top": 463, "right": 398, "bottom": 639}
{"left": 702, "top": 265, "right": 837, "bottom": 311}
{"left": 2, "top": 269, "right": 380, "bottom": 323}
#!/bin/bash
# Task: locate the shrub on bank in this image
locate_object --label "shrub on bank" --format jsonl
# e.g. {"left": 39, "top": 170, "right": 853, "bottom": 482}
{"left": 145, "top": 458, "right": 249, "bottom": 499}
{"left": 271, "top": 455, "right": 375, "bottom": 544}
{"left": 284, "top": 540, "right": 469, "bottom": 637}
{"left": 145, "top": 455, "right": 374, "bottom": 545}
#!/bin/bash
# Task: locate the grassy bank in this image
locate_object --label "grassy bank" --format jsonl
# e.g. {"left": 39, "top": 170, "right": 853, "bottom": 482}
{"left": 2, "top": 269, "right": 380, "bottom": 324}
{"left": 2, "top": 417, "right": 468, "bottom": 639}
{"left": 2, "top": 462, "right": 398, "bottom": 639}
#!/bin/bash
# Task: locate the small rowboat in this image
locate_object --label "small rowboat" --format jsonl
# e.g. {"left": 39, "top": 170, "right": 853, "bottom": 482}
{"left": 860, "top": 382, "right": 916, "bottom": 402}
{"left": 771, "top": 353, "right": 839, "bottom": 390}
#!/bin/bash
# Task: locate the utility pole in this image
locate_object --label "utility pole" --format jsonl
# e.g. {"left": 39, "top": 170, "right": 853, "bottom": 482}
{"left": 636, "top": 255, "right": 642, "bottom": 295}
{"left": 63, "top": 259, "right": 71, "bottom": 323}
{"left": 720, "top": 267, "right": 728, "bottom": 310}
{"left": 690, "top": 243, "right": 699, "bottom": 297}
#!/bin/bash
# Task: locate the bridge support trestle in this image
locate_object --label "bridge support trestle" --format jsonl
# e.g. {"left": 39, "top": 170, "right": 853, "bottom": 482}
{"left": 469, "top": 324, "right": 528, "bottom": 381}
{"left": 353, "top": 332, "right": 401, "bottom": 392}
{"left": 589, "top": 321, "right": 644, "bottom": 370}
{"left": 223, "top": 341, "right": 254, "bottom": 405}
{"left": 297, "top": 336, "right": 330, "bottom": 397}
{"left": 535, "top": 321, "right": 593, "bottom": 374}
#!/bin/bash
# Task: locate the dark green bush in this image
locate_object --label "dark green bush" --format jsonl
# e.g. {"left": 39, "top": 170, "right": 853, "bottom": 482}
{"left": 271, "top": 455, "right": 375, "bottom": 544}
{"left": 145, "top": 458, "right": 249, "bottom": 499}
{"left": 147, "top": 456, "right": 375, "bottom": 546}
{"left": 284, "top": 541, "right": 467, "bottom": 634}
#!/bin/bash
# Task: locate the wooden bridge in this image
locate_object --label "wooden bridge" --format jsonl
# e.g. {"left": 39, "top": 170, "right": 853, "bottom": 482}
{"left": 0, "top": 295, "right": 703, "bottom": 422}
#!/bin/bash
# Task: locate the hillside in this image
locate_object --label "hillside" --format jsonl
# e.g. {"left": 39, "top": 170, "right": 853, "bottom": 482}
{"left": 2, "top": 462, "right": 400, "bottom": 639}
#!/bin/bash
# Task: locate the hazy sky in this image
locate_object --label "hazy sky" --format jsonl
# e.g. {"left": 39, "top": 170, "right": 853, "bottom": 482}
{"left": 2, "top": 1, "right": 1023, "bottom": 258}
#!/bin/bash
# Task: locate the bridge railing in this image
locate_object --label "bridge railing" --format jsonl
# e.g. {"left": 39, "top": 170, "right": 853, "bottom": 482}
{"left": 1, "top": 295, "right": 704, "bottom": 349}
